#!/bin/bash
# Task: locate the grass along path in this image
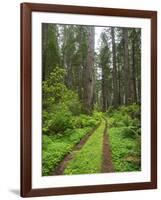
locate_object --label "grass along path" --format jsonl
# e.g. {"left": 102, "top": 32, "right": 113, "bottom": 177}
{"left": 43, "top": 126, "right": 94, "bottom": 176}
{"left": 108, "top": 127, "right": 141, "bottom": 172}
{"left": 102, "top": 119, "right": 113, "bottom": 173}
{"left": 107, "top": 105, "right": 141, "bottom": 172}
{"left": 53, "top": 123, "right": 100, "bottom": 175}
{"left": 64, "top": 119, "right": 106, "bottom": 175}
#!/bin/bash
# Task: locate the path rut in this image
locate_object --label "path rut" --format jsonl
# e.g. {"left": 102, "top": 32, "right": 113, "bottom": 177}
{"left": 102, "top": 119, "right": 113, "bottom": 172}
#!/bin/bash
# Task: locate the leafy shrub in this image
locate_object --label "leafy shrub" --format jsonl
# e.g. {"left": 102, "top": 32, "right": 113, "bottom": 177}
{"left": 42, "top": 67, "right": 83, "bottom": 135}
{"left": 107, "top": 106, "right": 115, "bottom": 115}
{"left": 121, "top": 115, "right": 133, "bottom": 127}
{"left": 79, "top": 115, "right": 98, "bottom": 127}
{"left": 71, "top": 116, "right": 82, "bottom": 128}
{"left": 63, "top": 91, "right": 82, "bottom": 115}
{"left": 108, "top": 104, "right": 141, "bottom": 131}
{"left": 119, "top": 104, "right": 141, "bottom": 120}
{"left": 108, "top": 127, "right": 141, "bottom": 172}
{"left": 108, "top": 112, "right": 130, "bottom": 128}
{"left": 132, "top": 118, "right": 140, "bottom": 127}
{"left": 43, "top": 105, "right": 74, "bottom": 135}
{"left": 108, "top": 104, "right": 141, "bottom": 172}
{"left": 49, "top": 107, "right": 73, "bottom": 134}
{"left": 120, "top": 126, "right": 137, "bottom": 139}
{"left": 42, "top": 67, "right": 67, "bottom": 109}
{"left": 71, "top": 113, "right": 100, "bottom": 129}
{"left": 93, "top": 111, "right": 103, "bottom": 121}
{"left": 42, "top": 135, "right": 53, "bottom": 151}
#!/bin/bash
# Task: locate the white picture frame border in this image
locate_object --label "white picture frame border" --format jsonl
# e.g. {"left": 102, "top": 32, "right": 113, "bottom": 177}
{"left": 31, "top": 11, "right": 151, "bottom": 189}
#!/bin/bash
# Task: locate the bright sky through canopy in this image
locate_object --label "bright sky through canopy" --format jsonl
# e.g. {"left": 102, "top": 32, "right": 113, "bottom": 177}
{"left": 95, "top": 27, "right": 105, "bottom": 52}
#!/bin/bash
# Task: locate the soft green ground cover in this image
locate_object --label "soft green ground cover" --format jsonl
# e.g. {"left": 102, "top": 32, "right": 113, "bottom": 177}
{"left": 42, "top": 127, "right": 92, "bottom": 176}
{"left": 42, "top": 67, "right": 104, "bottom": 176}
{"left": 64, "top": 119, "right": 105, "bottom": 175}
{"left": 42, "top": 101, "right": 102, "bottom": 176}
{"left": 107, "top": 104, "right": 141, "bottom": 172}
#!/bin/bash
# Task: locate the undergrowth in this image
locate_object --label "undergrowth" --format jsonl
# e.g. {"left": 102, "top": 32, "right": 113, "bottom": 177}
{"left": 107, "top": 104, "right": 141, "bottom": 172}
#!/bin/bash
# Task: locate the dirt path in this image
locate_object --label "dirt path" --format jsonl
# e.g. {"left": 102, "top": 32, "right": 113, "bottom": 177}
{"left": 52, "top": 122, "right": 100, "bottom": 175}
{"left": 102, "top": 119, "right": 113, "bottom": 173}
{"left": 52, "top": 118, "right": 113, "bottom": 175}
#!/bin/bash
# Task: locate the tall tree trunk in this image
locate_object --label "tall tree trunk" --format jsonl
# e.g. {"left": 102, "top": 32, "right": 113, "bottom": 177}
{"left": 131, "top": 30, "right": 137, "bottom": 103}
{"left": 138, "top": 78, "right": 141, "bottom": 104}
{"left": 117, "top": 63, "right": 121, "bottom": 105}
{"left": 102, "top": 67, "right": 108, "bottom": 112}
{"left": 66, "top": 61, "right": 73, "bottom": 88}
{"left": 62, "top": 26, "right": 74, "bottom": 89}
{"left": 77, "top": 26, "right": 84, "bottom": 101}
{"left": 123, "top": 28, "right": 130, "bottom": 105}
{"left": 82, "top": 26, "right": 95, "bottom": 114}
{"left": 78, "top": 64, "right": 83, "bottom": 101}
{"left": 42, "top": 24, "right": 48, "bottom": 81}
{"left": 111, "top": 27, "right": 118, "bottom": 107}
{"left": 92, "top": 67, "right": 96, "bottom": 108}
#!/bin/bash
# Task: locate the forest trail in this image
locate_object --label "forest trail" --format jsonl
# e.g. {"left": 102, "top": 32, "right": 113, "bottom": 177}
{"left": 53, "top": 118, "right": 113, "bottom": 175}
{"left": 52, "top": 122, "right": 100, "bottom": 175}
{"left": 42, "top": 24, "right": 141, "bottom": 176}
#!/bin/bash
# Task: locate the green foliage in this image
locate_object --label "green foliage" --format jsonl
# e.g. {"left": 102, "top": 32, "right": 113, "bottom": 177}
{"left": 42, "top": 66, "right": 67, "bottom": 108}
{"left": 42, "top": 64, "right": 102, "bottom": 175}
{"left": 64, "top": 119, "right": 105, "bottom": 175}
{"left": 42, "top": 105, "right": 73, "bottom": 135}
{"left": 42, "top": 127, "right": 92, "bottom": 176}
{"left": 42, "top": 111, "right": 101, "bottom": 175}
{"left": 42, "top": 67, "right": 83, "bottom": 135}
{"left": 62, "top": 90, "right": 82, "bottom": 115}
{"left": 76, "top": 115, "right": 97, "bottom": 127}
{"left": 42, "top": 135, "right": 53, "bottom": 151}
{"left": 107, "top": 104, "right": 141, "bottom": 172}
{"left": 119, "top": 103, "right": 141, "bottom": 120}
{"left": 107, "top": 104, "right": 141, "bottom": 139}
{"left": 42, "top": 24, "right": 61, "bottom": 81}
{"left": 42, "top": 105, "right": 101, "bottom": 136}
{"left": 48, "top": 107, "right": 73, "bottom": 134}
{"left": 107, "top": 106, "right": 115, "bottom": 114}
{"left": 121, "top": 126, "right": 138, "bottom": 139}
{"left": 108, "top": 128, "right": 141, "bottom": 172}
{"left": 71, "top": 112, "right": 102, "bottom": 129}
{"left": 41, "top": 24, "right": 141, "bottom": 176}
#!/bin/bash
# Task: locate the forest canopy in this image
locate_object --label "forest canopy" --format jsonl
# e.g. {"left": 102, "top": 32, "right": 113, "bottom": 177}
{"left": 42, "top": 24, "right": 141, "bottom": 114}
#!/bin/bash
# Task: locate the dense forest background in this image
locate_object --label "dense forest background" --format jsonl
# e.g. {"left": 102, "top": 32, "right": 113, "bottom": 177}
{"left": 42, "top": 23, "right": 141, "bottom": 176}
{"left": 42, "top": 24, "right": 141, "bottom": 114}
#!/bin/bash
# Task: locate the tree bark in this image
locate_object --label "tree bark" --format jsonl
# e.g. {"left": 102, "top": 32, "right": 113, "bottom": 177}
{"left": 82, "top": 26, "right": 95, "bottom": 114}
{"left": 117, "top": 63, "right": 121, "bottom": 105}
{"left": 111, "top": 27, "right": 118, "bottom": 107}
{"left": 123, "top": 28, "right": 131, "bottom": 105}
{"left": 102, "top": 67, "right": 108, "bottom": 112}
{"left": 131, "top": 30, "right": 137, "bottom": 103}
{"left": 42, "top": 23, "right": 48, "bottom": 81}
